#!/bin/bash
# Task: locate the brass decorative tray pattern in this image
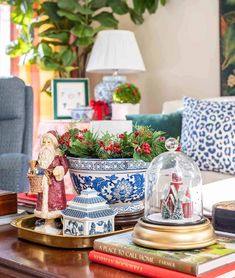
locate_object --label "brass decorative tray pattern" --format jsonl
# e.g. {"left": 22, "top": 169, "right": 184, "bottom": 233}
{"left": 11, "top": 215, "right": 132, "bottom": 249}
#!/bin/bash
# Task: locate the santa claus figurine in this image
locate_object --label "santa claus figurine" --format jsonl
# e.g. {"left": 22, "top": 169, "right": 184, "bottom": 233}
{"left": 34, "top": 130, "right": 68, "bottom": 234}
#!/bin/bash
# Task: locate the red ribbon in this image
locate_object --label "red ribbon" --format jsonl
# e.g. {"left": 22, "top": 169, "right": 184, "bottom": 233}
{"left": 90, "top": 100, "right": 109, "bottom": 120}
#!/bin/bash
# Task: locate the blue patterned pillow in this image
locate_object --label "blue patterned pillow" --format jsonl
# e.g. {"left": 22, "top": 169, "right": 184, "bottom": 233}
{"left": 181, "top": 97, "right": 235, "bottom": 174}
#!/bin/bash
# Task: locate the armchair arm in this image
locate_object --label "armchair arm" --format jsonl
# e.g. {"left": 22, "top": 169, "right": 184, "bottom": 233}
{"left": 0, "top": 153, "right": 29, "bottom": 192}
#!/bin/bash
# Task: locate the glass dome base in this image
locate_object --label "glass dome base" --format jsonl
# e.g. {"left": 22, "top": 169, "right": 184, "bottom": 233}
{"left": 133, "top": 218, "right": 216, "bottom": 250}
{"left": 146, "top": 213, "right": 203, "bottom": 226}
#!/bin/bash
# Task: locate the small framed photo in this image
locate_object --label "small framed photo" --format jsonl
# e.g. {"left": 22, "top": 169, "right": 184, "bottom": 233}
{"left": 52, "top": 78, "right": 89, "bottom": 119}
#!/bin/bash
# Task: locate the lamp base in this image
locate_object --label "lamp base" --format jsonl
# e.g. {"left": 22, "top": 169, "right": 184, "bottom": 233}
{"left": 132, "top": 217, "right": 216, "bottom": 250}
{"left": 95, "top": 75, "right": 126, "bottom": 103}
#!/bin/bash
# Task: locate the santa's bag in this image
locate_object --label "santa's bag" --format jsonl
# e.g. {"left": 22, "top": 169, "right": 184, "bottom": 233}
{"left": 28, "top": 175, "right": 43, "bottom": 193}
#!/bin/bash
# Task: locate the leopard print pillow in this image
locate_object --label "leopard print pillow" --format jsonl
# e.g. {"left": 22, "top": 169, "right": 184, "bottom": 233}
{"left": 181, "top": 97, "right": 235, "bottom": 175}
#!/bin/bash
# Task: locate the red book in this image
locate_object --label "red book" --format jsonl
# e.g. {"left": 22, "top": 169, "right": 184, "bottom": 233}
{"left": 17, "top": 193, "right": 76, "bottom": 206}
{"left": 89, "top": 250, "right": 235, "bottom": 278}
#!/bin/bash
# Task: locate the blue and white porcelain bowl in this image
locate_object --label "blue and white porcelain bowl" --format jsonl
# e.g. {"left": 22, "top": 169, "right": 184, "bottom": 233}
{"left": 67, "top": 157, "right": 149, "bottom": 214}
{"left": 71, "top": 106, "right": 94, "bottom": 122}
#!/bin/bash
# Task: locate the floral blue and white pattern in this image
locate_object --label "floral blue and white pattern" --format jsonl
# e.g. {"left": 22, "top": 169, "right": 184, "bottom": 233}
{"left": 68, "top": 158, "right": 148, "bottom": 211}
{"left": 181, "top": 97, "right": 235, "bottom": 175}
{"left": 71, "top": 173, "right": 145, "bottom": 204}
{"left": 95, "top": 76, "right": 126, "bottom": 103}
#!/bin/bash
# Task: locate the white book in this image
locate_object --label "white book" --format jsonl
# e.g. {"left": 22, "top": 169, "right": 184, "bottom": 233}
{"left": 0, "top": 209, "right": 26, "bottom": 225}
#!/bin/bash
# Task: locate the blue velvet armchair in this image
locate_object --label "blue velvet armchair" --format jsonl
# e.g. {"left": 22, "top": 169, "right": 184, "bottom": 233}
{"left": 0, "top": 77, "right": 33, "bottom": 192}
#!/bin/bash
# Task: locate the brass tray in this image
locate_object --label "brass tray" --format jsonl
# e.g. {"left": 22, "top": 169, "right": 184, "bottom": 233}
{"left": 11, "top": 215, "right": 132, "bottom": 249}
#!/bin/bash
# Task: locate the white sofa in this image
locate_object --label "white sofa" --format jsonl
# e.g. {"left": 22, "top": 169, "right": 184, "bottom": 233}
{"left": 162, "top": 97, "right": 235, "bottom": 215}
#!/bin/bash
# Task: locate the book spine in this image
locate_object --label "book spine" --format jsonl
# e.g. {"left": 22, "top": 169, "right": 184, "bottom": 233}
{"left": 93, "top": 241, "right": 196, "bottom": 275}
{"left": 89, "top": 250, "right": 193, "bottom": 278}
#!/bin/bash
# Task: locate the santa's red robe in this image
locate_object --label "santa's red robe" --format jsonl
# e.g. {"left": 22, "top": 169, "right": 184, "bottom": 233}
{"left": 35, "top": 155, "right": 68, "bottom": 219}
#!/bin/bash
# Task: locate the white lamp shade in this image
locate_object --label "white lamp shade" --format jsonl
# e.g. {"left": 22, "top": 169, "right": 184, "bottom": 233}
{"left": 86, "top": 30, "right": 146, "bottom": 74}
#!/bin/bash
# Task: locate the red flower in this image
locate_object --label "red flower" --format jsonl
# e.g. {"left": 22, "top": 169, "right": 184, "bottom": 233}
{"left": 134, "top": 131, "right": 139, "bottom": 137}
{"left": 142, "top": 143, "right": 150, "bottom": 149}
{"left": 75, "top": 134, "right": 84, "bottom": 141}
{"left": 119, "top": 134, "right": 124, "bottom": 139}
{"left": 114, "top": 148, "right": 121, "bottom": 153}
{"left": 176, "top": 144, "right": 181, "bottom": 152}
{"left": 135, "top": 146, "right": 142, "bottom": 153}
{"left": 159, "top": 136, "right": 166, "bottom": 141}
{"left": 115, "top": 143, "right": 120, "bottom": 147}
{"left": 59, "top": 131, "right": 71, "bottom": 146}
{"left": 144, "top": 149, "right": 151, "bottom": 154}
{"left": 109, "top": 144, "right": 114, "bottom": 151}
{"left": 98, "top": 140, "right": 104, "bottom": 146}
{"left": 103, "top": 146, "right": 109, "bottom": 151}
{"left": 82, "top": 128, "right": 88, "bottom": 133}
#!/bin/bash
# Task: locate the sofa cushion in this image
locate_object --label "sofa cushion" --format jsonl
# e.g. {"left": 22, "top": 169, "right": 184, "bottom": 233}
{"left": 181, "top": 97, "right": 235, "bottom": 175}
{"left": 126, "top": 111, "right": 182, "bottom": 138}
{"left": 203, "top": 178, "right": 235, "bottom": 216}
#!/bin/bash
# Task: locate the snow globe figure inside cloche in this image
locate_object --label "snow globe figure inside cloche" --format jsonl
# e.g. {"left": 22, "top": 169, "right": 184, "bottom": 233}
{"left": 133, "top": 138, "right": 216, "bottom": 250}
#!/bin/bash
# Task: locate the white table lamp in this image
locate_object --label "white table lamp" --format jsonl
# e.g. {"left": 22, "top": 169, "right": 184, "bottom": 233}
{"left": 86, "top": 30, "right": 145, "bottom": 108}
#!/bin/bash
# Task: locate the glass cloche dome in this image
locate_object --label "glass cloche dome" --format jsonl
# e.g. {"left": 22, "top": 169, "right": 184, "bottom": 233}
{"left": 144, "top": 138, "right": 203, "bottom": 226}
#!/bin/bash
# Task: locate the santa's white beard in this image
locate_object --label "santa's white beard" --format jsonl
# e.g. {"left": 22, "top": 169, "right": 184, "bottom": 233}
{"left": 38, "top": 145, "right": 56, "bottom": 169}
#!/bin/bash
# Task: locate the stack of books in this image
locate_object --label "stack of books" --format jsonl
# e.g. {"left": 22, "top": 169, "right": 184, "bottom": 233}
{"left": 89, "top": 231, "right": 235, "bottom": 277}
{"left": 17, "top": 193, "right": 77, "bottom": 213}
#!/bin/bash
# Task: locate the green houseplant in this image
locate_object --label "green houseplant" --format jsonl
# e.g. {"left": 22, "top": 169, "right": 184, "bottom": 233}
{"left": 112, "top": 83, "right": 141, "bottom": 120}
{"left": 1, "top": 0, "right": 168, "bottom": 92}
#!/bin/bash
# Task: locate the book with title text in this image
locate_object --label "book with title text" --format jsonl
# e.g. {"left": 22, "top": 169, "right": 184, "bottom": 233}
{"left": 93, "top": 231, "right": 235, "bottom": 276}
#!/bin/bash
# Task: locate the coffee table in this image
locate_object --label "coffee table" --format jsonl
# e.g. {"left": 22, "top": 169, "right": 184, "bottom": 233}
{"left": 0, "top": 224, "right": 139, "bottom": 278}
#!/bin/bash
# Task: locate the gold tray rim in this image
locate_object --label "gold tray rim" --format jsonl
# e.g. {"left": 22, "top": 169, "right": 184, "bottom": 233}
{"left": 11, "top": 214, "right": 133, "bottom": 249}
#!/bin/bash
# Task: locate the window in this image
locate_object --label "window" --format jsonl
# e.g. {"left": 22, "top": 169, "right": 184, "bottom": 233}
{"left": 0, "top": 5, "right": 10, "bottom": 77}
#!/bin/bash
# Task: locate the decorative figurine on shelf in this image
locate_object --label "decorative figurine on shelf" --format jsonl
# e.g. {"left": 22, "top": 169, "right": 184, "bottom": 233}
{"left": 160, "top": 173, "right": 192, "bottom": 220}
{"left": 30, "top": 130, "right": 69, "bottom": 235}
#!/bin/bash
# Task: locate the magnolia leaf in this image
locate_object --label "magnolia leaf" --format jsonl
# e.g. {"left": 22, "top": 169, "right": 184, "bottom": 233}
{"left": 107, "top": 0, "right": 129, "bottom": 15}
{"left": 41, "top": 2, "right": 62, "bottom": 22}
{"left": 160, "top": 0, "right": 167, "bottom": 5}
{"left": 91, "top": 0, "right": 107, "bottom": 10}
{"left": 76, "top": 37, "right": 94, "bottom": 47}
{"left": 146, "top": 0, "right": 159, "bottom": 13}
{"left": 61, "top": 49, "right": 76, "bottom": 66}
{"left": 93, "top": 12, "right": 118, "bottom": 28}
{"left": 39, "top": 28, "right": 69, "bottom": 44}
{"left": 37, "top": 43, "right": 53, "bottom": 59}
{"left": 71, "top": 24, "right": 95, "bottom": 38}
{"left": 133, "top": 0, "right": 145, "bottom": 14}
{"left": 129, "top": 9, "right": 144, "bottom": 24}
{"left": 57, "top": 0, "right": 80, "bottom": 12}
{"left": 57, "top": 10, "right": 82, "bottom": 22}
{"left": 64, "top": 66, "right": 78, "bottom": 73}
{"left": 41, "top": 58, "right": 60, "bottom": 70}
{"left": 77, "top": 5, "right": 93, "bottom": 15}
{"left": 31, "top": 18, "right": 51, "bottom": 29}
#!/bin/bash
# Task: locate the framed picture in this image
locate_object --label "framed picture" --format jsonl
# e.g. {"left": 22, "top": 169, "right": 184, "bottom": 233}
{"left": 52, "top": 78, "right": 89, "bottom": 119}
{"left": 220, "top": 0, "right": 235, "bottom": 96}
